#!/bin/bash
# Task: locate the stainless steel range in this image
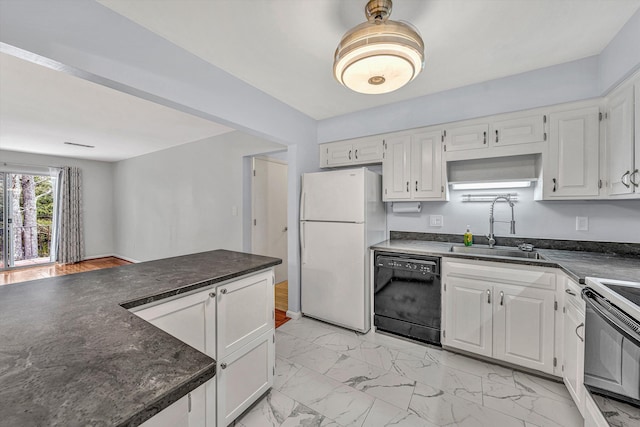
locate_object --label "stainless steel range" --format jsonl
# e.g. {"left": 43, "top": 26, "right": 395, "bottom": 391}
{"left": 583, "top": 277, "right": 640, "bottom": 408}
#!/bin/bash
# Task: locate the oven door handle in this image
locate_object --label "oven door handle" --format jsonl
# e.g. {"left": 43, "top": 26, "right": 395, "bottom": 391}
{"left": 582, "top": 288, "right": 640, "bottom": 346}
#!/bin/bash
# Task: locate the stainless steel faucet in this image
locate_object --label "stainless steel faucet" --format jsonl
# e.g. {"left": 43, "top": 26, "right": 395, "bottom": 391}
{"left": 487, "top": 195, "right": 516, "bottom": 248}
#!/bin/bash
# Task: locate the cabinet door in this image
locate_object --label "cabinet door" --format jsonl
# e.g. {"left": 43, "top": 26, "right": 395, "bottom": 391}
{"left": 382, "top": 135, "right": 411, "bottom": 200}
{"left": 411, "top": 130, "right": 443, "bottom": 199}
{"left": 546, "top": 106, "right": 600, "bottom": 198}
{"left": 352, "top": 137, "right": 384, "bottom": 164}
{"left": 607, "top": 87, "right": 635, "bottom": 196}
{"left": 140, "top": 391, "right": 190, "bottom": 427}
{"left": 445, "top": 123, "right": 489, "bottom": 152}
{"left": 134, "top": 289, "right": 216, "bottom": 356}
{"left": 563, "top": 297, "right": 586, "bottom": 416}
{"left": 325, "top": 141, "right": 354, "bottom": 166}
{"left": 491, "top": 115, "right": 545, "bottom": 147}
{"left": 443, "top": 276, "right": 493, "bottom": 357}
{"left": 217, "top": 330, "right": 275, "bottom": 427}
{"left": 493, "top": 284, "right": 555, "bottom": 374}
{"left": 217, "top": 270, "right": 274, "bottom": 359}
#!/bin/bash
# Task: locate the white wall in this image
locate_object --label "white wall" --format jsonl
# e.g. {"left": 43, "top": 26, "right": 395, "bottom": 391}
{"left": 0, "top": 150, "right": 115, "bottom": 258}
{"left": 388, "top": 186, "right": 640, "bottom": 244}
{"left": 112, "top": 131, "right": 284, "bottom": 262}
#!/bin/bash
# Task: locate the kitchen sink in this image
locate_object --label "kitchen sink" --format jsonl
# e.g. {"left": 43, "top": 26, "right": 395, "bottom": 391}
{"left": 449, "top": 245, "right": 543, "bottom": 260}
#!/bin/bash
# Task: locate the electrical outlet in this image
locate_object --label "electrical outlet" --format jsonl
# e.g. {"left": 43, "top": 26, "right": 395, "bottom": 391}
{"left": 430, "top": 215, "right": 443, "bottom": 227}
{"left": 576, "top": 216, "right": 588, "bottom": 231}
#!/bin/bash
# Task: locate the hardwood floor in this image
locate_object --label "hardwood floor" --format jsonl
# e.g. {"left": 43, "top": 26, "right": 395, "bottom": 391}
{"left": 275, "top": 280, "right": 288, "bottom": 311}
{"left": 0, "top": 257, "right": 132, "bottom": 286}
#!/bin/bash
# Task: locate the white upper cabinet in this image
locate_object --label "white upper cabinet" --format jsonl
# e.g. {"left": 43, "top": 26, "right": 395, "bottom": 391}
{"left": 320, "top": 136, "right": 384, "bottom": 168}
{"left": 445, "top": 123, "right": 489, "bottom": 151}
{"left": 443, "top": 114, "right": 546, "bottom": 159}
{"left": 411, "top": 131, "right": 445, "bottom": 199}
{"left": 382, "top": 134, "right": 411, "bottom": 200}
{"left": 606, "top": 83, "right": 639, "bottom": 197}
{"left": 544, "top": 106, "right": 600, "bottom": 199}
{"left": 492, "top": 115, "right": 546, "bottom": 147}
{"left": 383, "top": 130, "right": 445, "bottom": 201}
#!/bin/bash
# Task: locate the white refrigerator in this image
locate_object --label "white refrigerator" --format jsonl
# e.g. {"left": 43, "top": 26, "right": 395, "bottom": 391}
{"left": 300, "top": 168, "right": 386, "bottom": 332}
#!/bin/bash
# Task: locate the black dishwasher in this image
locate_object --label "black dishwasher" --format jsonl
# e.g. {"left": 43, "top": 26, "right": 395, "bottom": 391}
{"left": 373, "top": 251, "right": 441, "bottom": 346}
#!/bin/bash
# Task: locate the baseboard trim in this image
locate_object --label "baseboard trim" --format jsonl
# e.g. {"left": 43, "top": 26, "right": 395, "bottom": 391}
{"left": 286, "top": 310, "right": 302, "bottom": 320}
{"left": 110, "top": 254, "right": 141, "bottom": 264}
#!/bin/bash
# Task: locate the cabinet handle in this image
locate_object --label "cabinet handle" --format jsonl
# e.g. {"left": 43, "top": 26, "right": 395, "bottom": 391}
{"left": 575, "top": 322, "right": 584, "bottom": 342}
{"left": 209, "top": 291, "right": 216, "bottom": 298}
{"left": 355, "top": 149, "right": 358, "bottom": 159}
{"left": 415, "top": 180, "right": 418, "bottom": 192}
{"left": 406, "top": 181, "right": 409, "bottom": 192}
{"left": 499, "top": 291, "right": 504, "bottom": 306}
{"left": 495, "top": 130, "right": 499, "bottom": 143}
{"left": 483, "top": 131, "right": 487, "bottom": 144}
{"left": 552, "top": 178, "right": 557, "bottom": 192}
{"left": 348, "top": 150, "right": 352, "bottom": 160}
{"left": 220, "top": 288, "right": 228, "bottom": 294}
{"left": 565, "top": 289, "right": 576, "bottom": 296}
{"left": 630, "top": 169, "right": 639, "bottom": 187}
{"left": 220, "top": 362, "right": 227, "bottom": 369}
{"left": 487, "top": 289, "right": 491, "bottom": 304}
{"left": 621, "top": 171, "right": 630, "bottom": 188}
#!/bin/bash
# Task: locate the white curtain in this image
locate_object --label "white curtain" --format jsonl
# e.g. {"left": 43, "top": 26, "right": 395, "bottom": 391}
{"left": 57, "top": 166, "right": 84, "bottom": 264}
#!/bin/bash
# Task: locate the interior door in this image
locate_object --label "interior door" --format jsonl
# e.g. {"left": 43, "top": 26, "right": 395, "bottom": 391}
{"left": 252, "top": 157, "right": 288, "bottom": 283}
{"left": 300, "top": 221, "right": 367, "bottom": 331}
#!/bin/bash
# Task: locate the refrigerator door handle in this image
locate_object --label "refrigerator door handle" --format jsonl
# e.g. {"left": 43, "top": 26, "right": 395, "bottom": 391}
{"left": 300, "top": 222, "right": 306, "bottom": 264}
{"left": 300, "top": 191, "right": 306, "bottom": 221}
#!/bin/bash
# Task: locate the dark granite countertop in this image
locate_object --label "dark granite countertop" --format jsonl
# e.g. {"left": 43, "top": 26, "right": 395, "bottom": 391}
{"left": 0, "top": 250, "right": 281, "bottom": 427}
{"left": 372, "top": 239, "right": 640, "bottom": 283}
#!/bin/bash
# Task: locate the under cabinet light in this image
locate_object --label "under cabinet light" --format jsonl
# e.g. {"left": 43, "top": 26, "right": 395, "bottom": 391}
{"left": 450, "top": 181, "right": 533, "bottom": 191}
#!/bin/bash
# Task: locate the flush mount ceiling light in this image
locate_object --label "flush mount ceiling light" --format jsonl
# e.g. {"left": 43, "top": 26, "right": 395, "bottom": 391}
{"left": 333, "top": 0, "right": 425, "bottom": 95}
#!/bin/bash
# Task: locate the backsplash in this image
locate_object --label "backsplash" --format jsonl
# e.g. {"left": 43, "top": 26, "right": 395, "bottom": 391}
{"left": 389, "top": 231, "right": 640, "bottom": 257}
{"left": 386, "top": 186, "right": 640, "bottom": 244}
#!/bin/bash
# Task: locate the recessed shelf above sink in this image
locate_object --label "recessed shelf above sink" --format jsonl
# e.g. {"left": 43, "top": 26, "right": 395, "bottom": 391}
{"left": 450, "top": 245, "right": 543, "bottom": 260}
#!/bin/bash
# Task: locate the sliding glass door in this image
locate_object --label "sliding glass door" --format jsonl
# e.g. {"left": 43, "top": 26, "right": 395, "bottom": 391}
{"left": 1, "top": 171, "right": 58, "bottom": 270}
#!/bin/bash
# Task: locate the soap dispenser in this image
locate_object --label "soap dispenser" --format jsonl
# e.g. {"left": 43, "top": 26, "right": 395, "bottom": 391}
{"left": 464, "top": 225, "right": 473, "bottom": 246}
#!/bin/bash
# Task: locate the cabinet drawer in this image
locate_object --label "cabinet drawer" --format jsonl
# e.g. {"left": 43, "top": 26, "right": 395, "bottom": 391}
{"left": 443, "top": 259, "right": 556, "bottom": 290}
{"left": 217, "top": 329, "right": 275, "bottom": 427}
{"left": 217, "top": 270, "right": 274, "bottom": 359}
{"left": 564, "top": 278, "right": 585, "bottom": 313}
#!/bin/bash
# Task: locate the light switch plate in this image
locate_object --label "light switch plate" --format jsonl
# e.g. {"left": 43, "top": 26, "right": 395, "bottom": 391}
{"left": 430, "top": 215, "right": 443, "bottom": 227}
{"left": 231, "top": 206, "right": 238, "bottom": 216}
{"left": 576, "top": 216, "right": 588, "bottom": 231}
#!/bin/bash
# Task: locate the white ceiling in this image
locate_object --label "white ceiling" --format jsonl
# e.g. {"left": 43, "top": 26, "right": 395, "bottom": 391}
{"left": 1, "top": 1, "right": 639, "bottom": 163}
{"left": 98, "top": 0, "right": 640, "bottom": 120}
{"left": 0, "top": 52, "right": 233, "bottom": 162}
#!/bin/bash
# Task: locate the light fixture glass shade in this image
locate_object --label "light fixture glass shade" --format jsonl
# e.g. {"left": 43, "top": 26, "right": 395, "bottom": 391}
{"left": 334, "top": 20, "right": 424, "bottom": 94}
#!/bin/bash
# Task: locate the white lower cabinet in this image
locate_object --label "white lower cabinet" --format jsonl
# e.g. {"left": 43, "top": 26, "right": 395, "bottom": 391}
{"left": 562, "top": 277, "right": 586, "bottom": 416}
{"left": 140, "top": 381, "right": 210, "bottom": 427}
{"left": 584, "top": 392, "right": 609, "bottom": 427}
{"left": 442, "top": 258, "right": 558, "bottom": 375}
{"left": 133, "top": 269, "right": 275, "bottom": 427}
{"left": 217, "top": 329, "right": 275, "bottom": 427}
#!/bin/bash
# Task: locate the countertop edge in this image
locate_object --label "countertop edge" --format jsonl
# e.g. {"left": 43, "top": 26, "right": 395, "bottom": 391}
{"left": 119, "top": 363, "right": 217, "bottom": 427}
{"left": 120, "top": 259, "right": 281, "bottom": 310}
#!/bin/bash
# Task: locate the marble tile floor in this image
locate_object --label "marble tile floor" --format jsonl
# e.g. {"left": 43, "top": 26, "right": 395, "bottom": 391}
{"left": 235, "top": 316, "right": 583, "bottom": 427}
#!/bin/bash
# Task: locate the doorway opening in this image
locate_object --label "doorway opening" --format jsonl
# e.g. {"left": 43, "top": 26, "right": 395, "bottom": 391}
{"left": 1, "top": 171, "right": 59, "bottom": 270}
{"left": 250, "top": 156, "right": 288, "bottom": 311}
